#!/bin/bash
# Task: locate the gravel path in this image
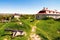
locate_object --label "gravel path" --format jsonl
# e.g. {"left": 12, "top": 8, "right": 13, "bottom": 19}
{"left": 29, "top": 26, "right": 41, "bottom": 40}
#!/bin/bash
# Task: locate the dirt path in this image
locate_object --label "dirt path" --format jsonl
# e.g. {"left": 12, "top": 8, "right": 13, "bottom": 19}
{"left": 29, "top": 26, "right": 41, "bottom": 40}
{"left": 18, "top": 19, "right": 41, "bottom": 40}
{"left": 29, "top": 20, "right": 41, "bottom": 40}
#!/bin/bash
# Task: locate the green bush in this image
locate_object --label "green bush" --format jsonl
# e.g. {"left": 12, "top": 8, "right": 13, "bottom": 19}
{"left": 53, "top": 37, "right": 60, "bottom": 40}
{"left": 42, "top": 17, "right": 53, "bottom": 20}
{"left": 54, "top": 18, "right": 60, "bottom": 21}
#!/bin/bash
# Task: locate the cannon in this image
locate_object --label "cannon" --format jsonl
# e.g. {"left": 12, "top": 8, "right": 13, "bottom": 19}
{"left": 5, "top": 29, "right": 25, "bottom": 38}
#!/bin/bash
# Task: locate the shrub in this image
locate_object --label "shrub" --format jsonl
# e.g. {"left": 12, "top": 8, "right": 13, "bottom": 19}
{"left": 54, "top": 18, "right": 60, "bottom": 21}
{"left": 53, "top": 37, "right": 60, "bottom": 40}
{"left": 42, "top": 17, "right": 54, "bottom": 20}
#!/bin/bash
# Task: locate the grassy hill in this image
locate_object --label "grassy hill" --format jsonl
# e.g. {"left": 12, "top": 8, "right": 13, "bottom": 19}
{"left": 36, "top": 19, "right": 60, "bottom": 40}
{"left": 0, "top": 16, "right": 60, "bottom": 40}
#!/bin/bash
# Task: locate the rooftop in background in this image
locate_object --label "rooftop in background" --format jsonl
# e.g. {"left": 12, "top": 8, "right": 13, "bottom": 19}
{"left": 38, "top": 7, "right": 60, "bottom": 14}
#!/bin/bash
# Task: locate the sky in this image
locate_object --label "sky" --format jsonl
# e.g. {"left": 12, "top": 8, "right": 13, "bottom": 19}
{"left": 0, "top": 0, "right": 60, "bottom": 14}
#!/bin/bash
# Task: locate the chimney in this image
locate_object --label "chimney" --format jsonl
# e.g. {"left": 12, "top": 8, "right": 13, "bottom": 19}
{"left": 55, "top": 10, "right": 57, "bottom": 12}
{"left": 46, "top": 8, "right": 48, "bottom": 10}
{"left": 43, "top": 7, "right": 45, "bottom": 10}
{"left": 43, "top": 7, "right": 48, "bottom": 10}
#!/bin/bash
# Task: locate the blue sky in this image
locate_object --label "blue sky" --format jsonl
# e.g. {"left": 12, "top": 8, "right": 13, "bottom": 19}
{"left": 0, "top": 0, "right": 60, "bottom": 14}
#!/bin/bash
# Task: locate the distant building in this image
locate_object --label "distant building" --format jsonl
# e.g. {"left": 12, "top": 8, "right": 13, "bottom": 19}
{"left": 14, "top": 13, "right": 20, "bottom": 19}
{"left": 36, "top": 7, "right": 60, "bottom": 19}
{"left": 38, "top": 7, "right": 60, "bottom": 14}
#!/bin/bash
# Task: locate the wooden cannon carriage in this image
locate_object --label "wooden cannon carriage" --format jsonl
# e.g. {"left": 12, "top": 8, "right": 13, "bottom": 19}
{"left": 5, "top": 29, "right": 25, "bottom": 37}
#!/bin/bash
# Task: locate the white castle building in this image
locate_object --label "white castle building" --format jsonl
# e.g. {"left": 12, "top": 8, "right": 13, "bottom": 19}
{"left": 36, "top": 7, "right": 60, "bottom": 19}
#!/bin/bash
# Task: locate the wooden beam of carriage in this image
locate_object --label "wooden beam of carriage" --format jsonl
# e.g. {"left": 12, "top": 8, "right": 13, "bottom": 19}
{"left": 5, "top": 29, "right": 23, "bottom": 33}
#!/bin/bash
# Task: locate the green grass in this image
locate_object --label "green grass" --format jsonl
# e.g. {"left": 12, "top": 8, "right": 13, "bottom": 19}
{"left": 36, "top": 19, "right": 60, "bottom": 40}
{"left": 0, "top": 17, "right": 60, "bottom": 40}
{"left": 0, "top": 21, "right": 31, "bottom": 40}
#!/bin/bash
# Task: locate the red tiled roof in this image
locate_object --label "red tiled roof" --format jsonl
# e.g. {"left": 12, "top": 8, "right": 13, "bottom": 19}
{"left": 38, "top": 8, "right": 60, "bottom": 14}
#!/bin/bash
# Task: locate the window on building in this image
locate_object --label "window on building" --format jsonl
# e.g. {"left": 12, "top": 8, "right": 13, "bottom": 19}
{"left": 53, "top": 11, "right": 55, "bottom": 13}
{"left": 49, "top": 11, "right": 51, "bottom": 13}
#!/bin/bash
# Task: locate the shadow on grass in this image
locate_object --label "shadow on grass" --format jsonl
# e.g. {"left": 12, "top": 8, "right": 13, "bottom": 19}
{"left": 37, "top": 34, "right": 48, "bottom": 40}
{"left": 53, "top": 37, "right": 60, "bottom": 40}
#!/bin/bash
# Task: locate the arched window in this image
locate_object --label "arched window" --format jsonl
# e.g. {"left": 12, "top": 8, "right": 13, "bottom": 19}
{"left": 49, "top": 11, "right": 51, "bottom": 13}
{"left": 53, "top": 11, "right": 55, "bottom": 13}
